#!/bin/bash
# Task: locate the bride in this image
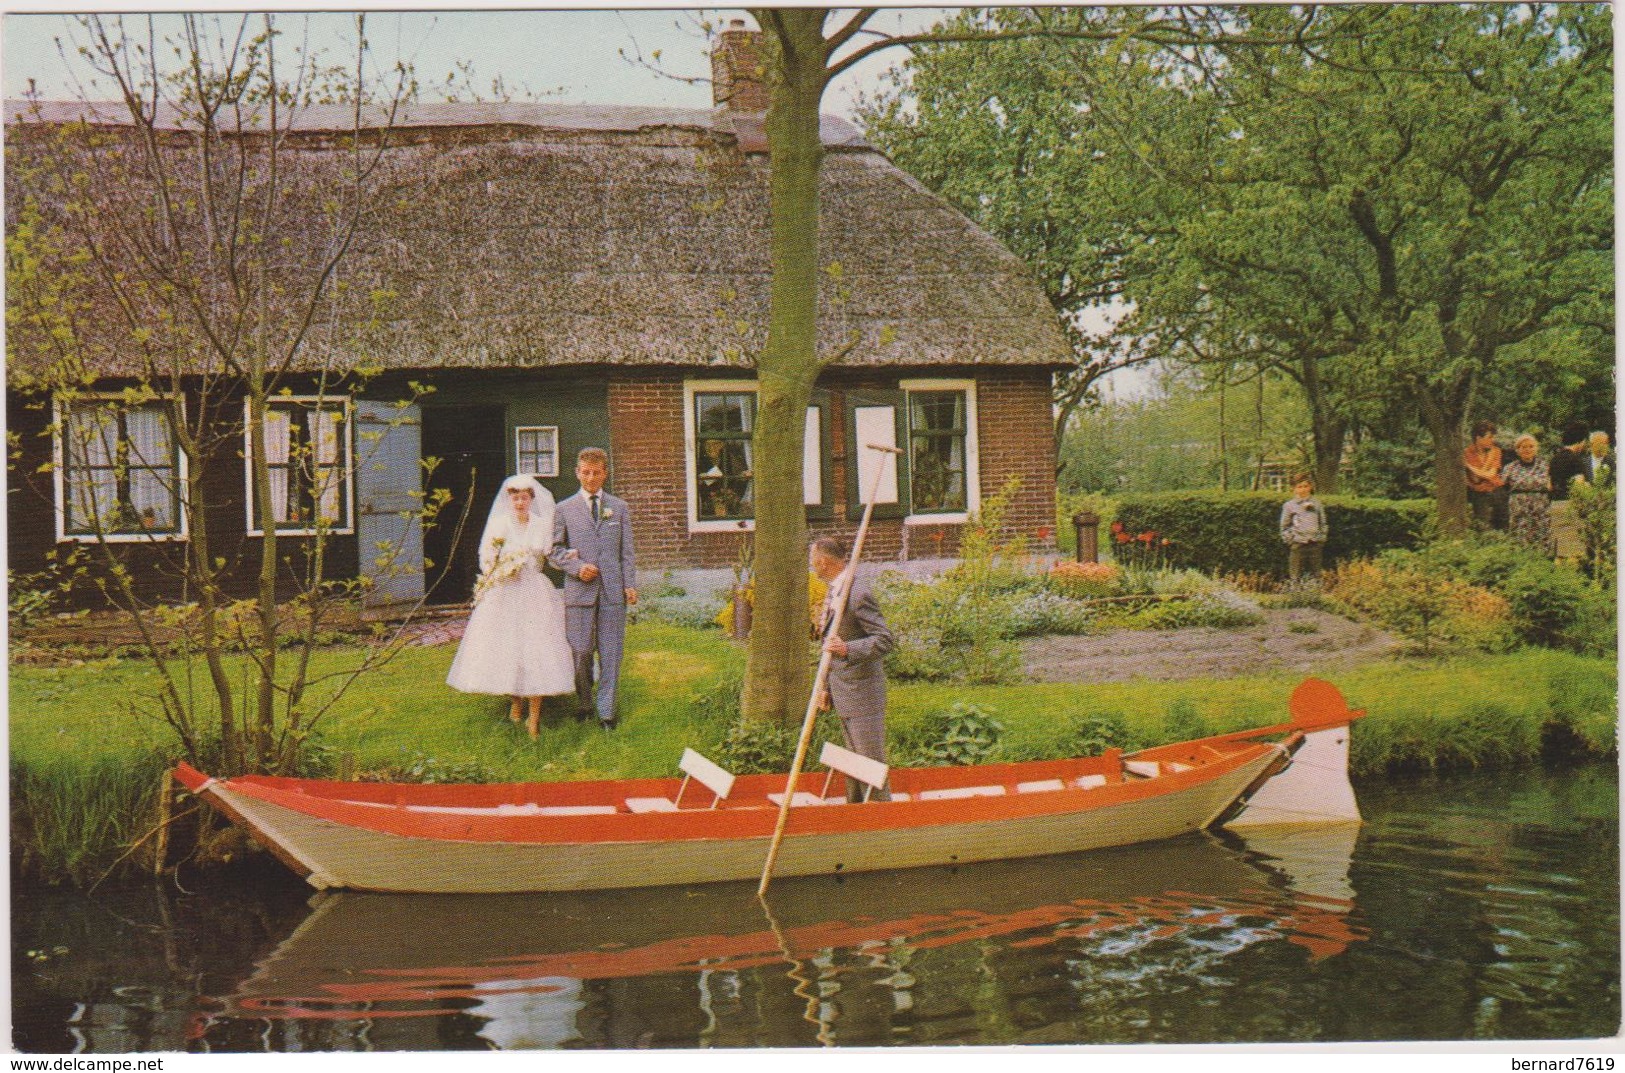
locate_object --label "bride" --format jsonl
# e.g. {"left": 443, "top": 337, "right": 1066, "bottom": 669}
{"left": 446, "top": 475, "right": 576, "bottom": 737}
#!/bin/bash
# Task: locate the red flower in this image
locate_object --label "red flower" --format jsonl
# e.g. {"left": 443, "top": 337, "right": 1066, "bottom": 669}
{"left": 1114, "top": 530, "right": 1132, "bottom": 544}
{"left": 1138, "top": 531, "right": 1156, "bottom": 544}
{"left": 1110, "top": 521, "right": 1125, "bottom": 534}
{"left": 1037, "top": 525, "right": 1054, "bottom": 541}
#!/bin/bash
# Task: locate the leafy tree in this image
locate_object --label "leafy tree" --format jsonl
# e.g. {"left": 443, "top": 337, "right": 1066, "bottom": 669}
{"left": 738, "top": 8, "right": 1330, "bottom": 722}
{"left": 863, "top": 5, "right": 1612, "bottom": 528}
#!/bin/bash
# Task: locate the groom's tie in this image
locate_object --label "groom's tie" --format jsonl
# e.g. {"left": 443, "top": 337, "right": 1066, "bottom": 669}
{"left": 590, "top": 494, "right": 601, "bottom": 523}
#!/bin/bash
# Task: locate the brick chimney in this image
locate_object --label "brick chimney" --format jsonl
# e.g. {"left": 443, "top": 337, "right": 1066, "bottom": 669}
{"left": 711, "top": 18, "right": 769, "bottom": 112}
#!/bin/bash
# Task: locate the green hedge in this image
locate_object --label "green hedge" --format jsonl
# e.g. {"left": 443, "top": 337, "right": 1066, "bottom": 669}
{"left": 1112, "top": 491, "right": 1432, "bottom": 576}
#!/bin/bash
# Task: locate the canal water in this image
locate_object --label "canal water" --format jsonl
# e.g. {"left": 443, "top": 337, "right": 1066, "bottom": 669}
{"left": 12, "top": 764, "right": 1619, "bottom": 1051}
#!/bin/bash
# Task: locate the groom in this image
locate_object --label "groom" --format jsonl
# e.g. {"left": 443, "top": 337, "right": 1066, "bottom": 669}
{"left": 550, "top": 447, "right": 637, "bottom": 730}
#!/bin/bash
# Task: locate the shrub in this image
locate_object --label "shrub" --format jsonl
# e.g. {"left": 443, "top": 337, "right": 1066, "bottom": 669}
{"left": 880, "top": 481, "right": 1032, "bottom": 685}
{"left": 716, "top": 717, "right": 797, "bottom": 774}
{"left": 1113, "top": 491, "right": 1431, "bottom": 577}
{"left": 1162, "top": 698, "right": 1209, "bottom": 741}
{"left": 1571, "top": 478, "right": 1616, "bottom": 586}
{"left": 1499, "top": 560, "right": 1588, "bottom": 646}
{"left": 1325, "top": 560, "right": 1512, "bottom": 652}
{"left": 1057, "top": 710, "right": 1135, "bottom": 756}
{"left": 1099, "top": 592, "right": 1263, "bottom": 631}
{"left": 1007, "top": 590, "right": 1099, "bottom": 636}
{"left": 1047, "top": 560, "right": 1122, "bottom": 599}
{"left": 897, "top": 701, "right": 1005, "bottom": 766}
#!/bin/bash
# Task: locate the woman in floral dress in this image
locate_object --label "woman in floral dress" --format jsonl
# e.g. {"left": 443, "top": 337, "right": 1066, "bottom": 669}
{"left": 1500, "top": 434, "right": 1554, "bottom": 556}
{"left": 446, "top": 475, "right": 575, "bottom": 736}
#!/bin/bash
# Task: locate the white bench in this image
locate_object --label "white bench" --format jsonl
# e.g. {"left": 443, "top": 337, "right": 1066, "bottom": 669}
{"left": 918, "top": 784, "right": 1006, "bottom": 801}
{"left": 767, "top": 741, "right": 891, "bottom": 806}
{"left": 403, "top": 802, "right": 618, "bottom": 817}
{"left": 625, "top": 748, "right": 736, "bottom": 814}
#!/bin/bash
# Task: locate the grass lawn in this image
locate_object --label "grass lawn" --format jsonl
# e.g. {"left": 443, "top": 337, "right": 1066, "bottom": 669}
{"left": 9, "top": 620, "right": 1616, "bottom": 884}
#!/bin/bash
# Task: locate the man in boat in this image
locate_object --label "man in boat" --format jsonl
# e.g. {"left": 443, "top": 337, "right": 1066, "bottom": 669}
{"left": 810, "top": 535, "right": 894, "bottom": 802}
{"left": 551, "top": 447, "right": 637, "bottom": 730}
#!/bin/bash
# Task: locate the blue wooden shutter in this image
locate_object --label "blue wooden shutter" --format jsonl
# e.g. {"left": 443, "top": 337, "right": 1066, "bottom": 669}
{"left": 355, "top": 398, "right": 425, "bottom": 616}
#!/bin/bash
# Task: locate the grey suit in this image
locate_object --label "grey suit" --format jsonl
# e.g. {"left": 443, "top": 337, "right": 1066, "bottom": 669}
{"left": 550, "top": 490, "right": 636, "bottom": 723}
{"left": 823, "top": 574, "right": 894, "bottom": 801}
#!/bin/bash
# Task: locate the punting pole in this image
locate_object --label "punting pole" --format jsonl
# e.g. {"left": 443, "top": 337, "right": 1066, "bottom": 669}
{"left": 758, "top": 443, "right": 902, "bottom": 899}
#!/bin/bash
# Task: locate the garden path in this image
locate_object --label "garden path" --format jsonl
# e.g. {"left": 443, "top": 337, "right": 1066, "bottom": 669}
{"left": 1019, "top": 608, "right": 1401, "bottom": 684}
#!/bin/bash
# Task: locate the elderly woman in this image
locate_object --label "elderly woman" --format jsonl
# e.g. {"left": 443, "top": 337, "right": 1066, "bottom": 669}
{"left": 1500, "top": 434, "right": 1555, "bottom": 556}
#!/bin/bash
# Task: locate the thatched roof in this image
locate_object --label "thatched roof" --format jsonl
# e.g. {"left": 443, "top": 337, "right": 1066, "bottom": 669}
{"left": 5, "top": 100, "right": 1071, "bottom": 381}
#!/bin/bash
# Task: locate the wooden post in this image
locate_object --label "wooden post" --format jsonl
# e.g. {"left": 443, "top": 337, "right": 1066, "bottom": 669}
{"left": 152, "top": 769, "right": 173, "bottom": 876}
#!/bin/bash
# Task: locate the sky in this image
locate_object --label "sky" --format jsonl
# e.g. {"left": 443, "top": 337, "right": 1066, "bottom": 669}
{"left": 0, "top": 7, "right": 947, "bottom": 120}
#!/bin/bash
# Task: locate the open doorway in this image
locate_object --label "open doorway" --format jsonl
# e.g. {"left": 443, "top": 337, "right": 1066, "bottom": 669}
{"left": 421, "top": 405, "right": 507, "bottom": 605}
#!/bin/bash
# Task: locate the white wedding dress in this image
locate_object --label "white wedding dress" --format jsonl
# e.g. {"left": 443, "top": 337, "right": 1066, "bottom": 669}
{"left": 446, "top": 481, "right": 575, "bottom": 698}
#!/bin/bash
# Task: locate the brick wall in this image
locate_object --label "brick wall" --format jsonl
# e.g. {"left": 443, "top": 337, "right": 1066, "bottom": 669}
{"left": 976, "top": 368, "right": 1060, "bottom": 547}
{"left": 608, "top": 367, "right": 1059, "bottom": 573}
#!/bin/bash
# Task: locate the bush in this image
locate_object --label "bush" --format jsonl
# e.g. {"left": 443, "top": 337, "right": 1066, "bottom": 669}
{"left": 1047, "top": 560, "right": 1122, "bottom": 599}
{"left": 1499, "top": 560, "right": 1588, "bottom": 646}
{"left": 880, "top": 480, "right": 1031, "bottom": 685}
{"left": 715, "top": 717, "right": 798, "bottom": 774}
{"left": 1007, "top": 590, "right": 1099, "bottom": 636}
{"left": 1162, "top": 698, "right": 1209, "bottom": 741}
{"left": 1392, "top": 537, "right": 1602, "bottom": 652}
{"left": 1097, "top": 592, "right": 1263, "bottom": 631}
{"left": 1325, "top": 559, "right": 1512, "bottom": 652}
{"left": 1057, "top": 710, "right": 1140, "bottom": 756}
{"left": 1571, "top": 478, "right": 1616, "bottom": 586}
{"left": 896, "top": 701, "right": 1005, "bottom": 766}
{"left": 1112, "top": 491, "right": 1431, "bottom": 577}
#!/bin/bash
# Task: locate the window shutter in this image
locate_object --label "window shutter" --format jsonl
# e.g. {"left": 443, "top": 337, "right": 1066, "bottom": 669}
{"left": 806, "top": 388, "right": 834, "bottom": 521}
{"left": 844, "top": 387, "right": 908, "bottom": 521}
{"left": 355, "top": 398, "right": 425, "bottom": 615}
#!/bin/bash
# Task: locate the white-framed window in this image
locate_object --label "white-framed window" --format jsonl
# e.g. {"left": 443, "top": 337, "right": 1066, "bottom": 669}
{"left": 244, "top": 396, "right": 353, "bottom": 536}
{"left": 901, "top": 379, "right": 979, "bottom": 524}
{"left": 683, "top": 380, "right": 827, "bottom": 532}
{"left": 54, "top": 393, "right": 188, "bottom": 542}
{"left": 516, "top": 426, "right": 560, "bottom": 478}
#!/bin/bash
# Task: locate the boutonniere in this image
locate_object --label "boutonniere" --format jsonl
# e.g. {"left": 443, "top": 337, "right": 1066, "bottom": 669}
{"left": 601, "top": 508, "right": 615, "bottom": 520}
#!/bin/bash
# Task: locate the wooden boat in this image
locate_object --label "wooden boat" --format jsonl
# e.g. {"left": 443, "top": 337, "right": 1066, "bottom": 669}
{"left": 174, "top": 677, "right": 1363, "bottom": 895}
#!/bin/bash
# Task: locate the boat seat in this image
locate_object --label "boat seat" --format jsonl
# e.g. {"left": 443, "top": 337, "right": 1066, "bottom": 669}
{"left": 1167, "top": 762, "right": 1193, "bottom": 773}
{"left": 918, "top": 784, "right": 1006, "bottom": 801}
{"left": 1073, "top": 774, "right": 1108, "bottom": 790}
{"left": 625, "top": 748, "right": 736, "bottom": 814}
{"left": 765, "top": 791, "right": 842, "bottom": 808}
{"left": 401, "top": 802, "right": 619, "bottom": 816}
{"left": 1016, "top": 778, "right": 1066, "bottom": 793}
{"left": 1123, "top": 760, "right": 1160, "bottom": 779}
{"left": 625, "top": 797, "right": 680, "bottom": 814}
{"left": 817, "top": 741, "right": 890, "bottom": 803}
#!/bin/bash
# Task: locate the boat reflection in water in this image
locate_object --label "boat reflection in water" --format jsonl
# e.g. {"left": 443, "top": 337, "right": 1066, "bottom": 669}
{"left": 203, "top": 823, "right": 1364, "bottom": 1049}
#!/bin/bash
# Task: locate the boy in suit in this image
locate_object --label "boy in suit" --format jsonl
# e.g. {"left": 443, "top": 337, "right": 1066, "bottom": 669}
{"left": 550, "top": 447, "right": 637, "bottom": 729}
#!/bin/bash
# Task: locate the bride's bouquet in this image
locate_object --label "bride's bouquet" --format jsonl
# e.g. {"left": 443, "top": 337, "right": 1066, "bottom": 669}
{"left": 474, "top": 538, "right": 529, "bottom": 603}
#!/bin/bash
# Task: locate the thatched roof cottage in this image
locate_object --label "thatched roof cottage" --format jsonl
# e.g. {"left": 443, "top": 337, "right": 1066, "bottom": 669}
{"left": 6, "top": 27, "right": 1070, "bottom": 610}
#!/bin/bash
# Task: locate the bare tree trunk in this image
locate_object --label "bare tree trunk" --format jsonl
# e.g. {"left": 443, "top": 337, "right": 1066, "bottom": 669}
{"left": 742, "top": 9, "right": 828, "bottom": 725}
